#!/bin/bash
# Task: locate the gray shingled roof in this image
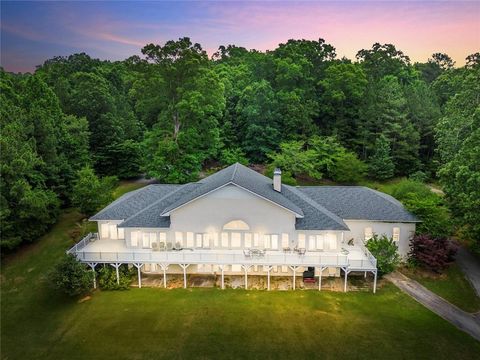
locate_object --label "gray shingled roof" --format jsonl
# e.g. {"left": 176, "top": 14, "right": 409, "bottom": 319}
{"left": 119, "top": 183, "right": 200, "bottom": 228}
{"left": 161, "top": 163, "right": 304, "bottom": 217}
{"left": 283, "top": 186, "right": 349, "bottom": 230}
{"left": 90, "top": 163, "right": 418, "bottom": 230}
{"left": 298, "top": 186, "right": 419, "bottom": 222}
{"left": 89, "top": 184, "right": 181, "bottom": 221}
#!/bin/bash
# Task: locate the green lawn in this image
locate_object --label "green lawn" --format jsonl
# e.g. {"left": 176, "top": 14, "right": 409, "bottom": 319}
{"left": 400, "top": 265, "right": 480, "bottom": 313}
{"left": 1, "top": 182, "right": 480, "bottom": 359}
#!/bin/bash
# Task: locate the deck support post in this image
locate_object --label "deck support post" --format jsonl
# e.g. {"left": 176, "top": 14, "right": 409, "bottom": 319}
{"left": 266, "top": 266, "right": 272, "bottom": 291}
{"left": 364, "top": 271, "right": 367, "bottom": 278}
{"left": 219, "top": 265, "right": 225, "bottom": 289}
{"left": 110, "top": 263, "right": 121, "bottom": 285}
{"left": 160, "top": 264, "right": 169, "bottom": 288}
{"left": 87, "top": 263, "right": 97, "bottom": 289}
{"left": 318, "top": 266, "right": 324, "bottom": 291}
{"left": 343, "top": 267, "right": 348, "bottom": 292}
{"left": 289, "top": 266, "right": 298, "bottom": 290}
{"left": 180, "top": 264, "right": 189, "bottom": 289}
{"left": 133, "top": 263, "right": 143, "bottom": 288}
{"left": 373, "top": 270, "right": 377, "bottom": 294}
{"left": 242, "top": 265, "right": 251, "bottom": 290}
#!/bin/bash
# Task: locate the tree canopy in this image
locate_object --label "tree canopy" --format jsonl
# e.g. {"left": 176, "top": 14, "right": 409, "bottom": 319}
{"left": 1, "top": 38, "right": 478, "bottom": 251}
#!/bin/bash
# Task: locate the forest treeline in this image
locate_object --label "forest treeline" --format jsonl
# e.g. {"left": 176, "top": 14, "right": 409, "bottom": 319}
{"left": 1, "top": 38, "right": 479, "bottom": 251}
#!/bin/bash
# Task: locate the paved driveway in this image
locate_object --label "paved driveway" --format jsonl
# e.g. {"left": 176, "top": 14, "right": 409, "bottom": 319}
{"left": 456, "top": 247, "right": 480, "bottom": 297}
{"left": 386, "top": 271, "right": 480, "bottom": 342}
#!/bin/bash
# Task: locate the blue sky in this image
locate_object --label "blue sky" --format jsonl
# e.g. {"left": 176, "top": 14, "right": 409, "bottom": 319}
{"left": 1, "top": 1, "right": 479, "bottom": 72}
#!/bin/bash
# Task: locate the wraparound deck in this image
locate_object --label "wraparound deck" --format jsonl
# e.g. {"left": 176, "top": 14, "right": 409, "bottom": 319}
{"left": 67, "top": 233, "right": 378, "bottom": 292}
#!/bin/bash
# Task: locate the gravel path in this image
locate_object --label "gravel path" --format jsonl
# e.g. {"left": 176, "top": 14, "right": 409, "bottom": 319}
{"left": 386, "top": 271, "right": 480, "bottom": 342}
{"left": 456, "top": 247, "right": 480, "bottom": 297}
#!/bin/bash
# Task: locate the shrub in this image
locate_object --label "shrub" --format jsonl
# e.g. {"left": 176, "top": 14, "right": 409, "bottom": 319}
{"left": 403, "top": 194, "right": 452, "bottom": 238}
{"left": 220, "top": 148, "right": 249, "bottom": 166}
{"left": 49, "top": 254, "right": 93, "bottom": 297}
{"left": 97, "top": 264, "right": 134, "bottom": 290}
{"left": 330, "top": 152, "right": 367, "bottom": 184}
{"left": 408, "top": 234, "right": 457, "bottom": 273}
{"left": 409, "top": 170, "right": 428, "bottom": 183}
{"left": 71, "top": 166, "right": 117, "bottom": 216}
{"left": 390, "top": 180, "right": 432, "bottom": 201}
{"left": 366, "top": 234, "right": 400, "bottom": 276}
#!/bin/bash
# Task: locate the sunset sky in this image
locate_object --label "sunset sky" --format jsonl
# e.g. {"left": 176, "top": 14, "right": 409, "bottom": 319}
{"left": 1, "top": 1, "right": 479, "bottom": 73}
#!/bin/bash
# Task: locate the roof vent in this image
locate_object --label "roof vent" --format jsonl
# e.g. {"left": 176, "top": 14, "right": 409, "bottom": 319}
{"left": 273, "top": 168, "right": 282, "bottom": 192}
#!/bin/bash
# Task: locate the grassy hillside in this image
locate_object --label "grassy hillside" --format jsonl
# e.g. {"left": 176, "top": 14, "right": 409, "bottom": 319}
{"left": 1, "top": 181, "right": 479, "bottom": 359}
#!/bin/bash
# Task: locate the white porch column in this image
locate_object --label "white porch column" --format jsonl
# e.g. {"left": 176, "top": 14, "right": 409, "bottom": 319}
{"left": 289, "top": 266, "right": 298, "bottom": 290}
{"left": 180, "top": 264, "right": 189, "bottom": 288}
{"left": 373, "top": 270, "right": 377, "bottom": 294}
{"left": 266, "top": 266, "right": 272, "bottom": 291}
{"left": 220, "top": 265, "right": 225, "bottom": 290}
{"left": 88, "top": 263, "right": 97, "bottom": 289}
{"left": 344, "top": 268, "right": 348, "bottom": 293}
{"left": 160, "top": 264, "right": 169, "bottom": 288}
{"left": 110, "top": 263, "right": 121, "bottom": 285}
{"left": 364, "top": 271, "right": 367, "bottom": 278}
{"left": 133, "top": 263, "right": 143, "bottom": 288}
{"left": 318, "top": 267, "right": 324, "bottom": 291}
{"left": 242, "top": 265, "right": 251, "bottom": 290}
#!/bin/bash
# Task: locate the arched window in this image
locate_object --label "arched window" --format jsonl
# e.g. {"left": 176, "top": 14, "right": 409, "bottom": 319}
{"left": 223, "top": 220, "right": 250, "bottom": 231}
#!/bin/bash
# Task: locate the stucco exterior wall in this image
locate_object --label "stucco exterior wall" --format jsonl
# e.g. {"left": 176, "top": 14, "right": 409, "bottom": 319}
{"left": 170, "top": 184, "right": 297, "bottom": 236}
{"left": 343, "top": 220, "right": 416, "bottom": 257}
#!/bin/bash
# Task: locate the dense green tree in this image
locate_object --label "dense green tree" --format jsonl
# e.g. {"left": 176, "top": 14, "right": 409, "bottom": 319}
{"left": 49, "top": 254, "right": 93, "bottom": 297}
{"left": 318, "top": 63, "right": 367, "bottom": 147}
{"left": 330, "top": 152, "right": 367, "bottom": 184}
{"left": 436, "top": 66, "right": 480, "bottom": 246}
{"left": 71, "top": 167, "right": 117, "bottom": 216}
{"left": 235, "top": 80, "right": 280, "bottom": 161}
{"left": 368, "top": 135, "right": 395, "bottom": 180}
{"left": 267, "top": 140, "right": 320, "bottom": 181}
{"left": 360, "top": 75, "right": 420, "bottom": 173}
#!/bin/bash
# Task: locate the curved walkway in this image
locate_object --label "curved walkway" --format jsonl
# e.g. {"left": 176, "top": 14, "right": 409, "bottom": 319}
{"left": 386, "top": 271, "right": 480, "bottom": 342}
{"left": 456, "top": 247, "right": 480, "bottom": 297}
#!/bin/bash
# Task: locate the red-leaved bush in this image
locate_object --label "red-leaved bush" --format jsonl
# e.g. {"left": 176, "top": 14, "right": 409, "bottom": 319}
{"left": 408, "top": 234, "right": 457, "bottom": 272}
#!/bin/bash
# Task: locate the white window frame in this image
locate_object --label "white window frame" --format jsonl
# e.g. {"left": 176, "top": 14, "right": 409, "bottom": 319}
{"left": 142, "top": 232, "right": 150, "bottom": 248}
{"left": 271, "top": 234, "right": 279, "bottom": 250}
{"left": 281, "top": 233, "right": 289, "bottom": 248}
{"left": 175, "top": 232, "right": 183, "bottom": 247}
{"left": 253, "top": 233, "right": 260, "bottom": 248}
{"left": 316, "top": 235, "right": 324, "bottom": 250}
{"left": 308, "top": 235, "right": 316, "bottom": 250}
{"left": 131, "top": 231, "right": 139, "bottom": 247}
{"left": 231, "top": 232, "right": 242, "bottom": 248}
{"left": 393, "top": 227, "right": 400, "bottom": 242}
{"left": 244, "top": 233, "right": 252, "bottom": 248}
{"left": 186, "top": 232, "right": 194, "bottom": 248}
{"left": 297, "top": 233, "right": 306, "bottom": 248}
{"left": 221, "top": 232, "right": 229, "bottom": 248}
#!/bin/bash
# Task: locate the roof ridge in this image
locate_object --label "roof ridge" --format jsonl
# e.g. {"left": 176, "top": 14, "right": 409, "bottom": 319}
{"left": 119, "top": 183, "right": 195, "bottom": 226}
{"left": 285, "top": 185, "right": 348, "bottom": 229}
{"left": 231, "top": 162, "right": 239, "bottom": 181}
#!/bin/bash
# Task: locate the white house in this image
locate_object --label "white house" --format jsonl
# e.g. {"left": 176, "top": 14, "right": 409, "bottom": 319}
{"left": 68, "top": 163, "right": 418, "bottom": 293}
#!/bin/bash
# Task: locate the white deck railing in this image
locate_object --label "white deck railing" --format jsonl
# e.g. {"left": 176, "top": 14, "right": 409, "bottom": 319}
{"left": 67, "top": 232, "right": 96, "bottom": 255}
{"left": 351, "top": 240, "right": 377, "bottom": 270}
{"left": 68, "top": 233, "right": 377, "bottom": 270}
{"left": 72, "top": 250, "right": 350, "bottom": 267}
